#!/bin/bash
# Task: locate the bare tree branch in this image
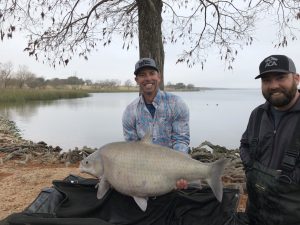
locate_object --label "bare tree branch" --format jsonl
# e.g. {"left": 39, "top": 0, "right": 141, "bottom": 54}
{"left": 0, "top": 0, "right": 299, "bottom": 80}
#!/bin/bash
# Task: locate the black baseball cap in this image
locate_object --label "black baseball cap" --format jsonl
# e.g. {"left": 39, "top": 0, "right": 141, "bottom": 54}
{"left": 134, "top": 58, "right": 159, "bottom": 75}
{"left": 255, "top": 54, "right": 296, "bottom": 79}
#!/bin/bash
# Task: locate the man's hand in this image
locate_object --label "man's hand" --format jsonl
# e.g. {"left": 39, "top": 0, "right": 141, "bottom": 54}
{"left": 176, "top": 179, "right": 188, "bottom": 190}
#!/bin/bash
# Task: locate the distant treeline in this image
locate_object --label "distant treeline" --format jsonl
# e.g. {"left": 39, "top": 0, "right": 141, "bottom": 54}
{"left": 0, "top": 61, "right": 199, "bottom": 91}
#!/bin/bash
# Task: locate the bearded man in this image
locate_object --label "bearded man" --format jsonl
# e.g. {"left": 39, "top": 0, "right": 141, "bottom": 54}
{"left": 240, "top": 55, "right": 300, "bottom": 225}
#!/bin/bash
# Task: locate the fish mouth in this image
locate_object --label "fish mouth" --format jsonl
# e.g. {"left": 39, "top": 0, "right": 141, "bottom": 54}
{"left": 79, "top": 162, "right": 85, "bottom": 172}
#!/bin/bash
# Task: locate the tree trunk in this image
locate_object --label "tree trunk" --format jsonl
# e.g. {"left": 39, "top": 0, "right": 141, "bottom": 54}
{"left": 136, "top": 0, "right": 165, "bottom": 90}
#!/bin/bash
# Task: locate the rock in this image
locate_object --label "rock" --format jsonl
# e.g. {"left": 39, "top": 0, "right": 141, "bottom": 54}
{"left": 191, "top": 141, "right": 246, "bottom": 191}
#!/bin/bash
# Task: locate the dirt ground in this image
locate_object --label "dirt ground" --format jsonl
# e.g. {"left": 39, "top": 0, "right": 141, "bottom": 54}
{"left": 0, "top": 160, "right": 91, "bottom": 220}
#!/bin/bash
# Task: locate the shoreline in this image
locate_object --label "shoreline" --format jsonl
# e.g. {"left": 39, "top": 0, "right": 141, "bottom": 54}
{"left": 0, "top": 116, "right": 98, "bottom": 166}
{"left": 0, "top": 115, "right": 240, "bottom": 165}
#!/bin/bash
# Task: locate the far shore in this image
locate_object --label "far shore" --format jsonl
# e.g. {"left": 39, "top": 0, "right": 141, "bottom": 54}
{"left": 0, "top": 86, "right": 259, "bottom": 104}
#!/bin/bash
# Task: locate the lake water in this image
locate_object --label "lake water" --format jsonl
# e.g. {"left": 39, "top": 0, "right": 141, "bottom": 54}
{"left": 0, "top": 89, "right": 265, "bottom": 150}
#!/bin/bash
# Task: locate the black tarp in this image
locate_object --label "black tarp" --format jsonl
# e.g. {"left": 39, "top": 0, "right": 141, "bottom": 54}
{"left": 2, "top": 175, "right": 249, "bottom": 225}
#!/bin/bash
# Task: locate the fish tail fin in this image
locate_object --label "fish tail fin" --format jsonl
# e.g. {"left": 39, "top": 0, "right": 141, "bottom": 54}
{"left": 206, "top": 158, "right": 227, "bottom": 202}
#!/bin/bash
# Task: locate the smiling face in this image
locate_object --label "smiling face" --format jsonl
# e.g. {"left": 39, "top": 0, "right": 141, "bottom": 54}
{"left": 135, "top": 68, "right": 161, "bottom": 103}
{"left": 261, "top": 72, "right": 300, "bottom": 110}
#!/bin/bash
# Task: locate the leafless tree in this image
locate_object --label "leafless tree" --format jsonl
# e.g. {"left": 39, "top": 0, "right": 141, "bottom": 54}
{"left": 85, "top": 79, "right": 93, "bottom": 86}
{"left": 124, "top": 79, "right": 133, "bottom": 89}
{"left": 27, "top": 76, "right": 45, "bottom": 89}
{"left": 0, "top": 61, "right": 13, "bottom": 88}
{"left": 15, "top": 65, "right": 35, "bottom": 88}
{"left": 0, "top": 0, "right": 299, "bottom": 89}
{"left": 95, "top": 79, "right": 121, "bottom": 89}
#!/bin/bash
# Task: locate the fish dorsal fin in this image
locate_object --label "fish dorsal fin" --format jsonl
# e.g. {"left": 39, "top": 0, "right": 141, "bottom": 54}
{"left": 141, "top": 128, "right": 153, "bottom": 144}
{"left": 133, "top": 196, "right": 148, "bottom": 211}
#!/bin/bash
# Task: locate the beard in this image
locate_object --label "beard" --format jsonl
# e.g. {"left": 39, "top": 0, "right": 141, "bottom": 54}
{"left": 262, "top": 81, "right": 298, "bottom": 107}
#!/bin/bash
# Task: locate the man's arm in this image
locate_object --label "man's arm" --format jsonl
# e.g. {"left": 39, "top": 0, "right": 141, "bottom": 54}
{"left": 122, "top": 106, "right": 139, "bottom": 141}
{"left": 239, "top": 131, "right": 252, "bottom": 168}
{"left": 171, "top": 98, "right": 190, "bottom": 153}
{"left": 239, "top": 112, "right": 256, "bottom": 169}
{"left": 291, "top": 166, "right": 300, "bottom": 184}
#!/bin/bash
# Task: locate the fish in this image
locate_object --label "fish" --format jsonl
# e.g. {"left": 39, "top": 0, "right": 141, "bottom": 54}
{"left": 79, "top": 134, "right": 227, "bottom": 211}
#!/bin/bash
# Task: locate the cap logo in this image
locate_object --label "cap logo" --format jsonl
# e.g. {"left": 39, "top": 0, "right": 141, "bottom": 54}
{"left": 264, "top": 56, "right": 278, "bottom": 68}
{"left": 138, "top": 60, "right": 151, "bottom": 67}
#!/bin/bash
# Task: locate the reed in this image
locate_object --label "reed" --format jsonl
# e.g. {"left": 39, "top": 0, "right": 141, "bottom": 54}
{"left": 0, "top": 89, "right": 90, "bottom": 103}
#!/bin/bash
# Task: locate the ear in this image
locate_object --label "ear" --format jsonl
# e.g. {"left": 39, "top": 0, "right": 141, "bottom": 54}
{"left": 135, "top": 76, "right": 138, "bottom": 84}
{"left": 295, "top": 73, "right": 300, "bottom": 84}
{"left": 157, "top": 72, "right": 162, "bottom": 82}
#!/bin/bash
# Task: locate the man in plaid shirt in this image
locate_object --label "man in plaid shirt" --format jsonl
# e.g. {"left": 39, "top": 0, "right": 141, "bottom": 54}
{"left": 122, "top": 58, "right": 190, "bottom": 154}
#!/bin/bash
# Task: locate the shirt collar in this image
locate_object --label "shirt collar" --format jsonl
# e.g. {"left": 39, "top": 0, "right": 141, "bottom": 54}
{"left": 139, "top": 89, "right": 162, "bottom": 108}
{"left": 152, "top": 89, "right": 162, "bottom": 108}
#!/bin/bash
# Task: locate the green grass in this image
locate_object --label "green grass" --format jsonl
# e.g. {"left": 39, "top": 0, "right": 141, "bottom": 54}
{"left": 0, "top": 89, "right": 90, "bottom": 103}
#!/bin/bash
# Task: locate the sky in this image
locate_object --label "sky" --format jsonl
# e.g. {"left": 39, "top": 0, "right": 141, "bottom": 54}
{"left": 0, "top": 17, "right": 300, "bottom": 88}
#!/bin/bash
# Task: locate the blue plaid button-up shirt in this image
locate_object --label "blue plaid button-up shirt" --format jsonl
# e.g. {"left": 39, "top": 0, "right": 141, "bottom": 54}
{"left": 122, "top": 90, "right": 190, "bottom": 153}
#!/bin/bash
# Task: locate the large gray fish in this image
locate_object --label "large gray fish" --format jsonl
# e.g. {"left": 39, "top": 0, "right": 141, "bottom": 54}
{"left": 79, "top": 134, "right": 227, "bottom": 211}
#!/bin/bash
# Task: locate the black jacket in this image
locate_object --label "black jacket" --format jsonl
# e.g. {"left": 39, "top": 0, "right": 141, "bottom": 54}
{"left": 240, "top": 94, "right": 300, "bottom": 183}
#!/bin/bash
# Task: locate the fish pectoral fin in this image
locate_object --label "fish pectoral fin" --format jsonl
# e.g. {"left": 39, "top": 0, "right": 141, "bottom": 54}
{"left": 96, "top": 177, "right": 110, "bottom": 199}
{"left": 133, "top": 196, "right": 148, "bottom": 212}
